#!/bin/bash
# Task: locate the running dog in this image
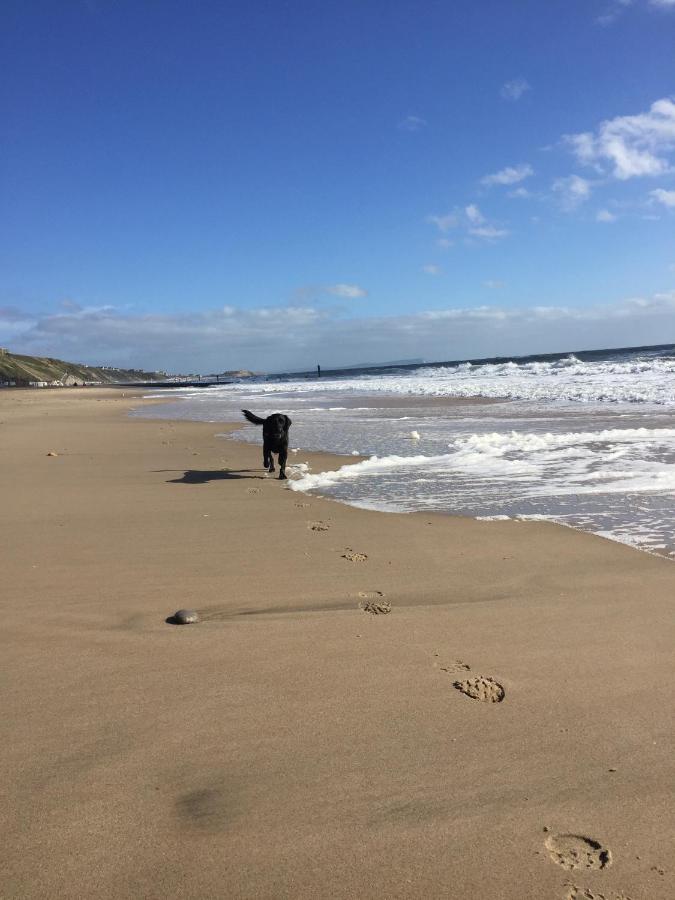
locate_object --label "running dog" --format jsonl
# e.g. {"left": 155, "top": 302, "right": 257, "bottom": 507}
{"left": 241, "top": 410, "right": 292, "bottom": 479}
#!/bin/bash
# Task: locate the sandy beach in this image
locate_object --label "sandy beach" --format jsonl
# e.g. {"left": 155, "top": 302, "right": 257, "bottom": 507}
{"left": 1, "top": 387, "right": 672, "bottom": 900}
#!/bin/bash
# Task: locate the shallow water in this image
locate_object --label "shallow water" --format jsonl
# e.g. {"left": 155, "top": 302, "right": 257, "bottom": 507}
{"left": 136, "top": 348, "right": 675, "bottom": 558}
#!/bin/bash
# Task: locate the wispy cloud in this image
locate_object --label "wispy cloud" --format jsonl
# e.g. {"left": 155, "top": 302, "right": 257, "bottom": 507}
{"left": 468, "top": 224, "right": 510, "bottom": 240}
{"left": 398, "top": 115, "right": 427, "bottom": 132}
{"left": 481, "top": 163, "right": 534, "bottom": 187}
{"left": 293, "top": 283, "right": 368, "bottom": 303}
{"left": 650, "top": 187, "right": 675, "bottom": 207}
{"left": 596, "top": 0, "right": 675, "bottom": 26}
{"left": 326, "top": 283, "right": 368, "bottom": 299}
{"left": 60, "top": 298, "right": 83, "bottom": 312}
{"left": 500, "top": 77, "right": 531, "bottom": 101}
{"left": 552, "top": 174, "right": 592, "bottom": 210}
{"left": 596, "top": 0, "right": 633, "bottom": 26}
{"left": 464, "top": 205, "right": 511, "bottom": 239}
{"left": 0, "top": 305, "right": 33, "bottom": 322}
{"left": 465, "top": 204, "right": 484, "bottom": 225}
{"left": 427, "top": 205, "right": 509, "bottom": 241}
{"left": 565, "top": 96, "right": 675, "bottom": 180}
{"left": 483, "top": 280, "right": 505, "bottom": 289}
{"left": 596, "top": 208, "right": 617, "bottom": 222}
{"left": 421, "top": 264, "right": 441, "bottom": 275}
{"left": 426, "top": 213, "right": 458, "bottom": 233}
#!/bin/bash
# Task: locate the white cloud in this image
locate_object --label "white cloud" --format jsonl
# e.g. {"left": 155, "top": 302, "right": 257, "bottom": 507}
{"left": 566, "top": 96, "right": 675, "bottom": 180}
{"left": 61, "top": 298, "right": 82, "bottom": 312}
{"left": 427, "top": 205, "right": 509, "bottom": 241}
{"left": 468, "top": 225, "right": 510, "bottom": 240}
{"left": 293, "top": 282, "right": 368, "bottom": 304}
{"left": 421, "top": 264, "right": 441, "bottom": 275}
{"left": 597, "top": 1, "right": 675, "bottom": 26}
{"left": 507, "top": 187, "right": 532, "bottom": 199}
{"left": 436, "top": 238, "right": 454, "bottom": 249}
{"left": 481, "top": 163, "right": 534, "bottom": 187}
{"left": 398, "top": 115, "right": 427, "bottom": 131}
{"left": 553, "top": 174, "right": 592, "bottom": 210}
{"left": 326, "top": 283, "right": 368, "bottom": 299}
{"left": 6, "top": 293, "right": 675, "bottom": 373}
{"left": 596, "top": 0, "right": 633, "bottom": 26}
{"left": 465, "top": 204, "right": 485, "bottom": 225}
{"left": 596, "top": 208, "right": 617, "bottom": 222}
{"left": 650, "top": 188, "right": 675, "bottom": 207}
{"left": 483, "top": 280, "right": 505, "bottom": 289}
{"left": 500, "top": 77, "right": 531, "bottom": 101}
{"left": 426, "top": 213, "right": 458, "bottom": 233}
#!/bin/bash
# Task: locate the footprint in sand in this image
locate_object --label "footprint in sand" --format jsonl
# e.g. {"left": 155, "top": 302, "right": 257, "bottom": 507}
{"left": 246, "top": 487, "right": 261, "bottom": 495}
{"left": 564, "top": 885, "right": 632, "bottom": 900}
{"left": 308, "top": 521, "right": 329, "bottom": 532}
{"left": 439, "top": 659, "right": 471, "bottom": 674}
{"left": 343, "top": 548, "right": 368, "bottom": 562}
{"left": 295, "top": 502, "right": 311, "bottom": 508}
{"left": 453, "top": 674, "right": 505, "bottom": 703}
{"left": 545, "top": 833, "right": 612, "bottom": 871}
{"left": 358, "top": 592, "right": 391, "bottom": 615}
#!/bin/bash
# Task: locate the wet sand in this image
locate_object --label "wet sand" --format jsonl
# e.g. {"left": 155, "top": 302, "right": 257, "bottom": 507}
{"left": 0, "top": 388, "right": 673, "bottom": 899}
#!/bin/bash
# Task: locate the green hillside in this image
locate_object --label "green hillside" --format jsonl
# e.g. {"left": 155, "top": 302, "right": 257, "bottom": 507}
{"left": 0, "top": 348, "right": 164, "bottom": 386}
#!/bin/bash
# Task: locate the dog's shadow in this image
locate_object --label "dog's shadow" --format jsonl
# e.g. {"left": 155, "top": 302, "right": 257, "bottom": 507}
{"left": 157, "top": 469, "right": 264, "bottom": 485}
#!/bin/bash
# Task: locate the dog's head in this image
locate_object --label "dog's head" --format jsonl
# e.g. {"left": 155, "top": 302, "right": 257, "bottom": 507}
{"left": 268, "top": 413, "right": 292, "bottom": 435}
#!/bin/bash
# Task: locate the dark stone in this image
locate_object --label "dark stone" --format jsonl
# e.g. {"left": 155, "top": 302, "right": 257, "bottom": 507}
{"left": 172, "top": 609, "right": 199, "bottom": 625}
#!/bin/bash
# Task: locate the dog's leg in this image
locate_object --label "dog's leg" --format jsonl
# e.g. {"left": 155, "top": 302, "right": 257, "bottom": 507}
{"left": 263, "top": 447, "right": 270, "bottom": 470}
{"left": 264, "top": 443, "right": 275, "bottom": 473}
{"left": 278, "top": 447, "right": 288, "bottom": 480}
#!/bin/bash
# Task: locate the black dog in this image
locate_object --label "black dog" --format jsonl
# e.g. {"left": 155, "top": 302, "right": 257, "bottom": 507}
{"left": 241, "top": 410, "right": 292, "bottom": 480}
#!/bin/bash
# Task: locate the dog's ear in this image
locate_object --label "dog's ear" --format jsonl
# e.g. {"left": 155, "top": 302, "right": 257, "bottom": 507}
{"left": 284, "top": 415, "right": 292, "bottom": 430}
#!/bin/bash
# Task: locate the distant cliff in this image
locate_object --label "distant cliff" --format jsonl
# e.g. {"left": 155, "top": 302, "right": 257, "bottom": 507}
{"left": 0, "top": 348, "right": 165, "bottom": 386}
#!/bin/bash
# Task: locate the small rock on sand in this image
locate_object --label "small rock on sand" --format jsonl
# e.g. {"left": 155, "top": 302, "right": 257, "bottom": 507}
{"left": 173, "top": 609, "right": 199, "bottom": 625}
{"left": 46, "top": 451, "right": 58, "bottom": 457}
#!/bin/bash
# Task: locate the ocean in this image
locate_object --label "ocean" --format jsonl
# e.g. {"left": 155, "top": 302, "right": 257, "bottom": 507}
{"left": 136, "top": 344, "right": 675, "bottom": 559}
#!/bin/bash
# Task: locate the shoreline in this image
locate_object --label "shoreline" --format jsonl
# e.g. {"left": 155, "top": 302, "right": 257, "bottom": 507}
{"left": 1, "top": 388, "right": 673, "bottom": 899}
{"left": 134, "top": 390, "right": 675, "bottom": 562}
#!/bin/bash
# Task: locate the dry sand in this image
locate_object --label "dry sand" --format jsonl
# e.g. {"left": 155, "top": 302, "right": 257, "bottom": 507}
{"left": 0, "top": 388, "right": 673, "bottom": 900}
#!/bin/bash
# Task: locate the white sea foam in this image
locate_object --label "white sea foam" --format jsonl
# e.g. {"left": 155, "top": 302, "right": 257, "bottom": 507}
{"left": 287, "top": 424, "right": 675, "bottom": 555}
{"left": 201, "top": 352, "right": 675, "bottom": 405}
{"left": 289, "top": 427, "right": 675, "bottom": 498}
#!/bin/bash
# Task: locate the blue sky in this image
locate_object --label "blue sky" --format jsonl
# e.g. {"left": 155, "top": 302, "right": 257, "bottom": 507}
{"left": 2, "top": 0, "right": 675, "bottom": 372}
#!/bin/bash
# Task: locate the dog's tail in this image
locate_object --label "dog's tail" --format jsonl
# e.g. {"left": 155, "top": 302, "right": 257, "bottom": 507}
{"left": 241, "top": 409, "right": 266, "bottom": 426}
